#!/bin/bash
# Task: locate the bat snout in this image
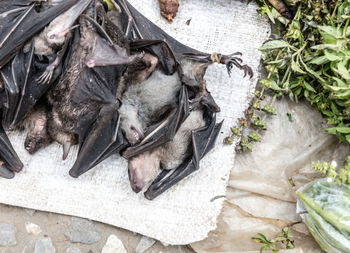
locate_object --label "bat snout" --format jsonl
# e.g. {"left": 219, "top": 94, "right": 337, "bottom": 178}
{"left": 127, "top": 126, "right": 143, "bottom": 145}
{"left": 24, "top": 138, "right": 37, "bottom": 154}
{"left": 128, "top": 167, "right": 146, "bottom": 193}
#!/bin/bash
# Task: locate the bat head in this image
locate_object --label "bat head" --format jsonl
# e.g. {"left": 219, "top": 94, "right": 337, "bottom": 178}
{"left": 119, "top": 104, "right": 144, "bottom": 145}
{"left": 128, "top": 151, "right": 160, "bottom": 193}
{"left": 24, "top": 117, "right": 51, "bottom": 154}
{"left": 24, "top": 132, "right": 52, "bottom": 154}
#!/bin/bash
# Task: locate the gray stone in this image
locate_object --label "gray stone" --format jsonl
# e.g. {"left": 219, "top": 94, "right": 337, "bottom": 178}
{"left": 25, "top": 222, "right": 42, "bottom": 235}
{"left": 0, "top": 223, "right": 16, "bottom": 246}
{"left": 102, "top": 234, "right": 126, "bottom": 253}
{"left": 65, "top": 247, "right": 81, "bottom": 253}
{"left": 65, "top": 217, "right": 101, "bottom": 245}
{"left": 34, "top": 237, "right": 55, "bottom": 253}
{"left": 136, "top": 236, "right": 156, "bottom": 253}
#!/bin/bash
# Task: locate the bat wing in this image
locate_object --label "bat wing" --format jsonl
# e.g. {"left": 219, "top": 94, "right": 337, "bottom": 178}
{"left": 0, "top": 123, "right": 23, "bottom": 177}
{"left": 144, "top": 113, "right": 223, "bottom": 200}
{"left": 0, "top": 0, "right": 79, "bottom": 68}
{"left": 122, "top": 85, "right": 190, "bottom": 160}
{"left": 116, "top": 0, "right": 199, "bottom": 55}
{"left": 68, "top": 65, "right": 125, "bottom": 178}
{"left": 69, "top": 110, "right": 128, "bottom": 178}
{"left": 0, "top": 43, "right": 63, "bottom": 129}
{"left": 68, "top": 23, "right": 137, "bottom": 177}
{"left": 114, "top": 0, "right": 202, "bottom": 74}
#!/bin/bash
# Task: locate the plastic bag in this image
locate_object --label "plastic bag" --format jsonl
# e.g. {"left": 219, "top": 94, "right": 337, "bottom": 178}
{"left": 298, "top": 179, "right": 350, "bottom": 253}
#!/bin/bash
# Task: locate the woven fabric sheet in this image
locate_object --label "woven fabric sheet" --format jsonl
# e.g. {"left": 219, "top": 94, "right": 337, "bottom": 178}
{"left": 0, "top": 0, "right": 270, "bottom": 245}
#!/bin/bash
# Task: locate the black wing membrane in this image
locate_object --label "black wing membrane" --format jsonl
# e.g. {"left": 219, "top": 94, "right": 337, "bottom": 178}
{"left": 144, "top": 114, "right": 223, "bottom": 200}
{"left": 0, "top": 0, "right": 79, "bottom": 68}
{"left": 115, "top": 0, "right": 200, "bottom": 57}
{"left": 68, "top": 64, "right": 127, "bottom": 178}
{"left": 0, "top": 43, "right": 65, "bottom": 129}
{"left": 115, "top": 0, "right": 199, "bottom": 74}
{"left": 0, "top": 123, "right": 23, "bottom": 174}
{"left": 122, "top": 85, "right": 190, "bottom": 160}
{"left": 70, "top": 110, "right": 128, "bottom": 178}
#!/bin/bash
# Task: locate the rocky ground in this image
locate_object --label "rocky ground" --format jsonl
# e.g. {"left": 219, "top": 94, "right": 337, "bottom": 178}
{"left": 0, "top": 204, "right": 194, "bottom": 253}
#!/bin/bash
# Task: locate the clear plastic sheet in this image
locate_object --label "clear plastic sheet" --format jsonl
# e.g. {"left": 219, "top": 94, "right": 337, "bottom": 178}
{"left": 191, "top": 96, "right": 350, "bottom": 252}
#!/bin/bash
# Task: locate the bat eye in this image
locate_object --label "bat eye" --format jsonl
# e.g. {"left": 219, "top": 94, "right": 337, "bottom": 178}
{"left": 49, "top": 33, "right": 56, "bottom": 40}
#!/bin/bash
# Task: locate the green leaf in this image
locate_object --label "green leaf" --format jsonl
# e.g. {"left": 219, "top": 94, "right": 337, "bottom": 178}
{"left": 324, "top": 85, "right": 348, "bottom": 92}
{"left": 346, "top": 134, "right": 350, "bottom": 143}
{"left": 332, "top": 90, "right": 350, "bottom": 99}
{"left": 260, "top": 40, "right": 290, "bottom": 51}
{"left": 333, "top": 61, "right": 350, "bottom": 80}
{"left": 291, "top": 58, "right": 306, "bottom": 74}
{"left": 300, "top": 60, "right": 326, "bottom": 83}
{"left": 304, "top": 81, "right": 316, "bottom": 93}
{"left": 324, "top": 50, "right": 343, "bottom": 61}
{"left": 318, "top": 26, "right": 343, "bottom": 39}
{"left": 331, "top": 127, "right": 350, "bottom": 134}
{"left": 309, "top": 56, "right": 329, "bottom": 65}
{"left": 332, "top": 77, "right": 347, "bottom": 87}
{"left": 311, "top": 40, "right": 347, "bottom": 51}
{"left": 326, "top": 127, "right": 338, "bottom": 135}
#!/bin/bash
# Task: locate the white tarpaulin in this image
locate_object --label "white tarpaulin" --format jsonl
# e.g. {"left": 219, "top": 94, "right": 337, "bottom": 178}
{"left": 0, "top": 0, "right": 270, "bottom": 245}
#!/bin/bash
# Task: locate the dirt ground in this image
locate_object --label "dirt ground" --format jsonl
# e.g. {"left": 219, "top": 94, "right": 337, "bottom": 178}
{"left": 0, "top": 204, "right": 195, "bottom": 253}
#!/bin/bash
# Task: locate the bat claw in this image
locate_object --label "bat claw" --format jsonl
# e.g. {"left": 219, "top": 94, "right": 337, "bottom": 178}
{"left": 36, "top": 66, "right": 54, "bottom": 84}
{"left": 220, "top": 53, "right": 253, "bottom": 79}
{"left": 62, "top": 142, "right": 72, "bottom": 160}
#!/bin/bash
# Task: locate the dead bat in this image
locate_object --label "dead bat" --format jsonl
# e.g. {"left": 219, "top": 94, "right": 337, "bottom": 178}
{"left": 115, "top": 0, "right": 253, "bottom": 78}
{"left": 0, "top": 0, "right": 79, "bottom": 69}
{"left": 102, "top": 0, "right": 251, "bottom": 198}
{"left": 118, "top": 53, "right": 179, "bottom": 145}
{"left": 46, "top": 2, "right": 139, "bottom": 178}
{"left": 128, "top": 109, "right": 205, "bottom": 193}
{"left": 119, "top": 56, "right": 223, "bottom": 199}
{"left": 0, "top": 0, "right": 91, "bottom": 131}
{"left": 144, "top": 111, "right": 222, "bottom": 200}
{"left": 34, "top": 0, "right": 93, "bottom": 85}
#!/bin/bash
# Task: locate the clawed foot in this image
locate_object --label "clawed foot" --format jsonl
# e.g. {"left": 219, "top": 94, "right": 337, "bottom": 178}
{"left": 220, "top": 52, "right": 253, "bottom": 78}
{"left": 36, "top": 65, "right": 55, "bottom": 84}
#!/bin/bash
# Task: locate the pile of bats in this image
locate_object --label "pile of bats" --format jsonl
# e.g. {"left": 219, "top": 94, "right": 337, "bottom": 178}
{"left": 0, "top": 0, "right": 252, "bottom": 199}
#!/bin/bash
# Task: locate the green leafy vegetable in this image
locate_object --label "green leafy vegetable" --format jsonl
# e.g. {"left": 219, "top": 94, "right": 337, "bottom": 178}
{"left": 256, "top": 0, "right": 350, "bottom": 146}
{"left": 252, "top": 227, "right": 295, "bottom": 253}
